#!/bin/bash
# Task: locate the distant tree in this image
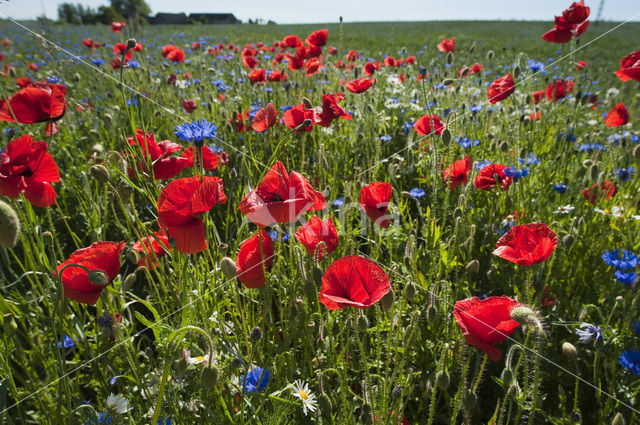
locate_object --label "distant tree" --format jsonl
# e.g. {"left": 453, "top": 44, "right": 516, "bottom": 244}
{"left": 110, "top": 0, "right": 151, "bottom": 19}
{"left": 96, "top": 6, "right": 124, "bottom": 25}
{"left": 57, "top": 3, "right": 81, "bottom": 24}
{"left": 199, "top": 14, "right": 209, "bottom": 24}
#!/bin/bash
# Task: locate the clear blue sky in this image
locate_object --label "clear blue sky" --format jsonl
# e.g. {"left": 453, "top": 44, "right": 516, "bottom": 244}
{"left": 1, "top": 0, "right": 639, "bottom": 23}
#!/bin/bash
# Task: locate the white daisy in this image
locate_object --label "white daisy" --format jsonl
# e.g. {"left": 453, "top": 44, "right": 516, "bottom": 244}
{"left": 106, "top": 393, "right": 129, "bottom": 415}
{"left": 554, "top": 204, "right": 575, "bottom": 214}
{"left": 291, "top": 380, "right": 317, "bottom": 416}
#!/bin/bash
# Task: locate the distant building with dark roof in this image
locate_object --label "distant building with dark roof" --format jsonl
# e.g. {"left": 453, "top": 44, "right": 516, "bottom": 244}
{"left": 148, "top": 12, "right": 240, "bottom": 24}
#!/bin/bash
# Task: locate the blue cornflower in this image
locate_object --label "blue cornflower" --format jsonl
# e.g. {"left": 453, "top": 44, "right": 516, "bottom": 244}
{"left": 475, "top": 159, "right": 491, "bottom": 171}
{"left": 126, "top": 98, "right": 138, "bottom": 107}
{"left": 58, "top": 335, "right": 76, "bottom": 349}
{"left": 175, "top": 119, "right": 218, "bottom": 144}
{"left": 409, "top": 188, "right": 425, "bottom": 199}
{"left": 208, "top": 145, "right": 224, "bottom": 154}
{"left": 632, "top": 320, "right": 640, "bottom": 337}
{"left": 332, "top": 197, "right": 344, "bottom": 207}
{"left": 602, "top": 250, "right": 639, "bottom": 269}
{"left": 615, "top": 167, "right": 635, "bottom": 181}
{"left": 91, "top": 58, "right": 104, "bottom": 66}
{"left": 379, "top": 135, "right": 392, "bottom": 142}
{"left": 108, "top": 376, "right": 117, "bottom": 386}
{"left": 241, "top": 366, "right": 270, "bottom": 393}
{"left": 553, "top": 184, "right": 567, "bottom": 194}
{"left": 503, "top": 166, "right": 529, "bottom": 181}
{"left": 619, "top": 350, "right": 640, "bottom": 376}
{"left": 456, "top": 136, "right": 480, "bottom": 148}
{"left": 469, "top": 104, "right": 483, "bottom": 113}
{"left": 268, "top": 231, "right": 289, "bottom": 243}
{"left": 528, "top": 59, "right": 545, "bottom": 72}
{"left": 47, "top": 76, "right": 63, "bottom": 84}
{"left": 614, "top": 270, "right": 638, "bottom": 286}
{"left": 576, "top": 323, "right": 603, "bottom": 344}
{"left": 126, "top": 60, "right": 141, "bottom": 69}
{"left": 403, "top": 121, "right": 413, "bottom": 135}
{"left": 631, "top": 135, "right": 639, "bottom": 143}
{"left": 577, "top": 143, "right": 605, "bottom": 152}
{"left": 518, "top": 154, "right": 540, "bottom": 166}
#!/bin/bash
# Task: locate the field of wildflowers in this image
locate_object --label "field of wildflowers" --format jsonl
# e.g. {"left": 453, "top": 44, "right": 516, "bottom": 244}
{"left": 0, "top": 3, "right": 640, "bottom": 424}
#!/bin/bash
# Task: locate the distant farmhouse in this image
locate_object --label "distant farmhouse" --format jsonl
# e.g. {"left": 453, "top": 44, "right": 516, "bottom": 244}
{"left": 148, "top": 13, "right": 240, "bottom": 24}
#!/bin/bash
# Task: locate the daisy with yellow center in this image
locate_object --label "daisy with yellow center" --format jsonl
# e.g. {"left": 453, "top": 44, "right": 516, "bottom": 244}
{"left": 291, "top": 379, "right": 317, "bottom": 415}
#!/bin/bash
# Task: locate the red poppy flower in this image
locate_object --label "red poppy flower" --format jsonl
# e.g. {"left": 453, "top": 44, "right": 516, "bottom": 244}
{"left": 305, "top": 57, "right": 323, "bottom": 76}
{"left": 113, "top": 42, "right": 133, "bottom": 61}
{"left": 283, "top": 104, "right": 321, "bottom": 132}
{"left": 167, "top": 48, "right": 185, "bottom": 62}
{"left": 604, "top": 103, "right": 629, "bottom": 127}
{"left": 532, "top": 90, "right": 544, "bottom": 104}
{"left": 243, "top": 55, "right": 259, "bottom": 69}
{"left": 384, "top": 56, "right": 397, "bottom": 67}
{"left": 239, "top": 161, "right": 325, "bottom": 227}
{"left": 364, "top": 61, "right": 382, "bottom": 76}
{"left": 111, "top": 21, "right": 126, "bottom": 33}
{"left": 575, "top": 20, "right": 589, "bottom": 36}
{"left": 575, "top": 60, "right": 587, "bottom": 70}
{"left": 248, "top": 68, "right": 266, "bottom": 83}
{"left": 283, "top": 34, "right": 303, "bottom": 48}
{"left": 305, "top": 29, "right": 328, "bottom": 47}
{"left": 345, "top": 77, "right": 374, "bottom": 94}
{"left": 295, "top": 216, "right": 339, "bottom": 261}
{"left": 252, "top": 103, "right": 278, "bottom": 132}
{"left": 307, "top": 44, "right": 322, "bottom": 57}
{"left": 0, "top": 83, "right": 66, "bottom": 124}
{"left": 0, "top": 135, "right": 60, "bottom": 207}
{"left": 346, "top": 50, "right": 359, "bottom": 61}
{"left": 546, "top": 79, "right": 574, "bottom": 102}
{"left": 127, "top": 129, "right": 190, "bottom": 180}
{"left": 582, "top": 181, "right": 615, "bottom": 205}
{"left": 319, "top": 255, "right": 390, "bottom": 310}
{"left": 542, "top": 16, "right": 575, "bottom": 43}
{"left": 16, "top": 77, "right": 32, "bottom": 87}
{"left": 266, "top": 69, "right": 286, "bottom": 82}
{"left": 55, "top": 241, "right": 126, "bottom": 305}
{"left": 413, "top": 114, "right": 445, "bottom": 136}
{"left": 318, "top": 93, "right": 352, "bottom": 127}
{"left": 134, "top": 42, "right": 143, "bottom": 51}
{"left": 236, "top": 229, "right": 275, "bottom": 289}
{"left": 614, "top": 49, "right": 640, "bottom": 82}
{"left": 474, "top": 163, "right": 512, "bottom": 191}
{"left": 437, "top": 37, "right": 455, "bottom": 53}
{"left": 493, "top": 223, "right": 558, "bottom": 266}
{"left": 328, "top": 46, "right": 337, "bottom": 56}
{"left": 487, "top": 74, "right": 515, "bottom": 104}
{"left": 442, "top": 155, "right": 472, "bottom": 189}
{"left": 192, "top": 42, "right": 201, "bottom": 50}
{"left": 470, "top": 63, "right": 482, "bottom": 74}
{"left": 161, "top": 45, "right": 178, "bottom": 57}
{"left": 359, "top": 182, "right": 392, "bottom": 228}
{"left": 563, "top": 1, "right": 590, "bottom": 24}
{"left": 453, "top": 296, "right": 521, "bottom": 361}
{"left": 132, "top": 230, "right": 169, "bottom": 268}
{"left": 180, "top": 145, "right": 220, "bottom": 170}
{"left": 157, "top": 176, "right": 227, "bottom": 253}
{"left": 182, "top": 99, "right": 197, "bottom": 113}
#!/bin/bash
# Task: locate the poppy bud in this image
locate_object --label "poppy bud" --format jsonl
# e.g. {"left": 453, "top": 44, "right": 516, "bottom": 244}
{"left": 200, "top": 365, "right": 219, "bottom": 391}
{"left": 499, "top": 141, "right": 509, "bottom": 152}
{"left": 632, "top": 145, "right": 640, "bottom": 160}
{"left": 446, "top": 52, "right": 453, "bottom": 64}
{"left": 361, "top": 403, "right": 373, "bottom": 424}
{"left": 486, "top": 132, "right": 494, "bottom": 140}
{"left": 588, "top": 164, "right": 599, "bottom": 181}
{"left": 122, "top": 272, "right": 137, "bottom": 292}
{"left": 510, "top": 306, "right": 536, "bottom": 325}
{"left": 90, "top": 165, "right": 111, "bottom": 184}
{"left": 435, "top": 371, "right": 449, "bottom": 390}
{"left": 513, "top": 65, "right": 521, "bottom": 79}
{"left": 175, "top": 357, "right": 188, "bottom": 376}
{"left": 487, "top": 50, "right": 494, "bottom": 60}
{"left": 469, "top": 42, "right": 476, "bottom": 53}
{"left": 562, "top": 342, "right": 577, "bottom": 360}
{"left": 230, "top": 356, "right": 244, "bottom": 370}
{"left": 249, "top": 326, "right": 263, "bottom": 341}
{"left": 525, "top": 94, "right": 532, "bottom": 104}
{"left": 220, "top": 257, "right": 237, "bottom": 279}
{"left": 302, "top": 97, "right": 313, "bottom": 109}
{"left": 380, "top": 289, "right": 394, "bottom": 311}
{"left": 318, "top": 393, "right": 332, "bottom": 417}
{"left": 466, "top": 260, "right": 480, "bottom": 274}
{"left": 116, "top": 183, "right": 133, "bottom": 200}
{"left": 562, "top": 234, "right": 574, "bottom": 247}
{"left": 88, "top": 270, "right": 109, "bottom": 286}
{"left": 404, "top": 283, "right": 417, "bottom": 301}
{"left": 42, "top": 231, "right": 53, "bottom": 247}
{"left": 126, "top": 38, "right": 137, "bottom": 49}
{"left": 441, "top": 128, "right": 452, "bottom": 144}
{"left": 0, "top": 200, "right": 20, "bottom": 248}
{"left": 7, "top": 66, "right": 15, "bottom": 78}
{"left": 442, "top": 78, "right": 454, "bottom": 86}
{"left": 462, "top": 390, "right": 477, "bottom": 411}
{"left": 612, "top": 412, "right": 626, "bottom": 425}
{"left": 570, "top": 412, "right": 582, "bottom": 423}
{"left": 500, "top": 368, "right": 513, "bottom": 386}
{"left": 426, "top": 305, "right": 438, "bottom": 323}
{"left": 345, "top": 316, "right": 354, "bottom": 329}
{"left": 73, "top": 72, "right": 81, "bottom": 82}
{"left": 356, "top": 314, "right": 369, "bottom": 332}
{"left": 460, "top": 67, "right": 470, "bottom": 78}
{"left": 218, "top": 243, "right": 228, "bottom": 254}
{"left": 582, "top": 159, "right": 592, "bottom": 168}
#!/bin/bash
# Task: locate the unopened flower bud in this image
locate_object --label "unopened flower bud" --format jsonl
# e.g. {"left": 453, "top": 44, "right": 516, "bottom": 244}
{"left": 441, "top": 128, "right": 452, "bottom": 144}
{"left": 435, "top": 371, "right": 449, "bottom": 390}
{"left": 126, "top": 38, "right": 137, "bottom": 49}
{"left": 361, "top": 403, "right": 373, "bottom": 424}
{"left": 318, "top": 393, "right": 332, "bottom": 417}
{"left": 302, "top": 97, "right": 313, "bottom": 109}
{"left": 562, "top": 234, "right": 574, "bottom": 247}
{"left": 249, "top": 326, "right": 263, "bottom": 341}
{"left": 510, "top": 306, "right": 536, "bottom": 325}
{"left": 589, "top": 164, "right": 599, "bottom": 181}
{"left": 562, "top": 342, "right": 577, "bottom": 359}
{"left": 356, "top": 314, "right": 369, "bottom": 332}
{"left": 446, "top": 52, "right": 453, "bottom": 64}
{"left": 122, "top": 272, "right": 137, "bottom": 292}
{"left": 90, "top": 164, "right": 111, "bottom": 183}
{"left": 499, "top": 141, "right": 509, "bottom": 152}
{"left": 612, "top": 412, "right": 625, "bottom": 425}
{"left": 487, "top": 50, "right": 494, "bottom": 60}
{"left": 466, "top": 260, "right": 480, "bottom": 274}
{"left": 88, "top": 270, "right": 109, "bottom": 286}
{"left": 570, "top": 411, "right": 582, "bottom": 423}
{"left": 462, "top": 390, "right": 477, "bottom": 411}
{"left": 513, "top": 65, "right": 521, "bottom": 79}
{"left": 380, "top": 290, "right": 394, "bottom": 311}
{"left": 220, "top": 257, "right": 237, "bottom": 279}
{"left": 200, "top": 365, "right": 220, "bottom": 391}
{"left": 300, "top": 119, "right": 313, "bottom": 128}
{"left": 391, "top": 385, "right": 402, "bottom": 400}
{"left": 0, "top": 200, "right": 20, "bottom": 248}
{"left": 426, "top": 305, "right": 438, "bottom": 324}
{"left": 404, "top": 283, "right": 417, "bottom": 301}
{"left": 500, "top": 368, "right": 513, "bottom": 386}
{"left": 632, "top": 145, "right": 640, "bottom": 160}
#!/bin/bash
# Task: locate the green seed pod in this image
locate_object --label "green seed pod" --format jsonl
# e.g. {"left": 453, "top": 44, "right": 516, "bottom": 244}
{"left": 466, "top": 260, "right": 480, "bottom": 274}
{"left": 88, "top": 270, "right": 109, "bottom": 286}
{"left": 318, "top": 393, "right": 332, "bottom": 417}
{"left": 250, "top": 326, "right": 263, "bottom": 341}
{"left": 435, "top": 371, "right": 449, "bottom": 390}
{"left": 570, "top": 411, "right": 582, "bottom": 423}
{"left": 589, "top": 164, "right": 599, "bottom": 181}
{"left": 404, "top": 283, "right": 417, "bottom": 301}
{"left": 0, "top": 200, "right": 20, "bottom": 248}
{"left": 562, "top": 234, "right": 575, "bottom": 247}
{"left": 510, "top": 306, "right": 536, "bottom": 325}
{"left": 499, "top": 141, "right": 509, "bottom": 152}
{"left": 302, "top": 97, "right": 313, "bottom": 109}
{"left": 487, "top": 50, "right": 495, "bottom": 60}
{"left": 441, "top": 128, "right": 452, "bottom": 144}
{"left": 426, "top": 305, "right": 438, "bottom": 324}
{"left": 391, "top": 385, "right": 403, "bottom": 400}
{"left": 446, "top": 52, "right": 453, "bottom": 64}
{"left": 73, "top": 72, "right": 81, "bottom": 82}
{"left": 513, "top": 65, "right": 521, "bottom": 79}
{"left": 612, "top": 412, "right": 626, "bottom": 425}
{"left": 220, "top": 257, "right": 237, "bottom": 279}
{"left": 562, "top": 342, "right": 578, "bottom": 360}
{"left": 361, "top": 403, "right": 373, "bottom": 424}
{"left": 90, "top": 165, "right": 111, "bottom": 184}
{"left": 469, "top": 42, "right": 476, "bottom": 53}
{"left": 462, "top": 390, "right": 477, "bottom": 411}
{"left": 380, "top": 289, "right": 394, "bottom": 311}
{"left": 122, "top": 272, "right": 137, "bottom": 292}
{"left": 500, "top": 368, "right": 514, "bottom": 386}
{"left": 200, "top": 365, "right": 219, "bottom": 391}
{"left": 116, "top": 183, "right": 133, "bottom": 200}
{"left": 356, "top": 314, "right": 369, "bottom": 332}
